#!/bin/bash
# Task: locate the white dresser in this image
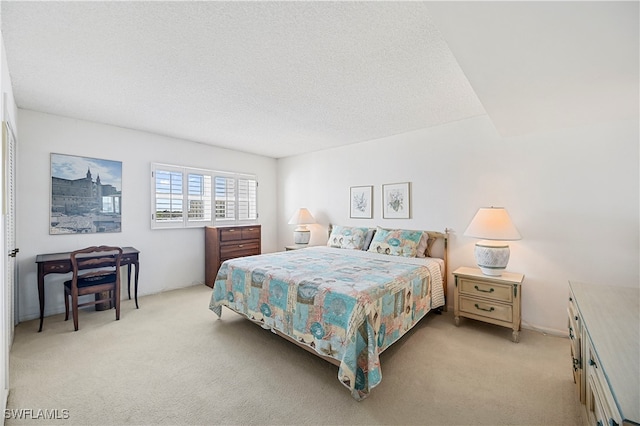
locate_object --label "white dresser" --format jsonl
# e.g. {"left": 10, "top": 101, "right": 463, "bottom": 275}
{"left": 568, "top": 281, "right": 639, "bottom": 426}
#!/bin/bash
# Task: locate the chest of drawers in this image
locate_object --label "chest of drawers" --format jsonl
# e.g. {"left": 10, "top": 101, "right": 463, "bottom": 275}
{"left": 205, "top": 225, "right": 261, "bottom": 287}
{"left": 453, "top": 266, "right": 524, "bottom": 342}
{"left": 568, "top": 281, "right": 639, "bottom": 426}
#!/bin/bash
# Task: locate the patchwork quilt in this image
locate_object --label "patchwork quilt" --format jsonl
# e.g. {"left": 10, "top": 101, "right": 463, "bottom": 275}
{"left": 209, "top": 246, "right": 444, "bottom": 400}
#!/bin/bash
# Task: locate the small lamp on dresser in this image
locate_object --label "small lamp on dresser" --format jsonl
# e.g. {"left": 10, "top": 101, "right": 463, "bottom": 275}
{"left": 464, "top": 206, "right": 521, "bottom": 276}
{"left": 288, "top": 208, "right": 316, "bottom": 244}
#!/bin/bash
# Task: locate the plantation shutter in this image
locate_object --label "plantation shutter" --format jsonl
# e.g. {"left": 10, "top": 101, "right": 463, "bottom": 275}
{"left": 151, "top": 163, "right": 257, "bottom": 228}
{"left": 214, "top": 176, "right": 235, "bottom": 221}
{"left": 154, "top": 168, "right": 183, "bottom": 224}
{"left": 187, "top": 172, "right": 212, "bottom": 224}
{"left": 238, "top": 178, "right": 257, "bottom": 221}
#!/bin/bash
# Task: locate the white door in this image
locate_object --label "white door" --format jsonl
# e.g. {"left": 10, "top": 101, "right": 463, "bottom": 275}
{"left": 3, "top": 121, "right": 17, "bottom": 330}
{"left": 1, "top": 118, "right": 17, "bottom": 400}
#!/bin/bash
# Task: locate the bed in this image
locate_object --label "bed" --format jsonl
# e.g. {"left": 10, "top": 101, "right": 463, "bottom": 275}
{"left": 209, "top": 225, "right": 448, "bottom": 400}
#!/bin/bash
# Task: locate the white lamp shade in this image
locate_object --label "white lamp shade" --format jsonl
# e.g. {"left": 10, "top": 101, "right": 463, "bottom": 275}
{"left": 288, "top": 208, "right": 316, "bottom": 225}
{"left": 288, "top": 208, "right": 315, "bottom": 245}
{"left": 465, "top": 207, "right": 520, "bottom": 276}
{"left": 464, "top": 207, "right": 521, "bottom": 241}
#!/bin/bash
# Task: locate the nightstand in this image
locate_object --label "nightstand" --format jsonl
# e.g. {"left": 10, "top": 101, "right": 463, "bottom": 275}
{"left": 453, "top": 266, "right": 524, "bottom": 342}
{"left": 285, "top": 244, "right": 310, "bottom": 251}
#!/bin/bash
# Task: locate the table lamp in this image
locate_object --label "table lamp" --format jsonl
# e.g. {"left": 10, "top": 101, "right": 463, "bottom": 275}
{"left": 464, "top": 207, "right": 521, "bottom": 276}
{"left": 288, "top": 208, "right": 315, "bottom": 244}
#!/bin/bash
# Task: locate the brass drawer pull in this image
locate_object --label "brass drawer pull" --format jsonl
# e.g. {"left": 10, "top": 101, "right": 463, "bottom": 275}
{"left": 474, "top": 304, "right": 495, "bottom": 313}
{"left": 474, "top": 285, "right": 494, "bottom": 293}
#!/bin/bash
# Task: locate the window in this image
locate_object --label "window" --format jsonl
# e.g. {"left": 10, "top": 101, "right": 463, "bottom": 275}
{"left": 151, "top": 163, "right": 257, "bottom": 229}
{"left": 214, "top": 176, "right": 258, "bottom": 222}
{"left": 214, "top": 176, "right": 235, "bottom": 221}
{"left": 238, "top": 177, "right": 258, "bottom": 220}
{"left": 187, "top": 173, "right": 212, "bottom": 222}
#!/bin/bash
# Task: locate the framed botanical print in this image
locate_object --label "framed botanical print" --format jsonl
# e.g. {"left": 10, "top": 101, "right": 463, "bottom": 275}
{"left": 350, "top": 185, "right": 373, "bottom": 219}
{"left": 382, "top": 182, "right": 410, "bottom": 219}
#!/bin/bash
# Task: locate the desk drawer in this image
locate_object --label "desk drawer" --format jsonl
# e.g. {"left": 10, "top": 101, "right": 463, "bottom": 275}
{"left": 121, "top": 254, "right": 137, "bottom": 264}
{"left": 459, "top": 296, "right": 513, "bottom": 323}
{"left": 42, "top": 262, "right": 71, "bottom": 274}
{"left": 459, "top": 278, "right": 512, "bottom": 303}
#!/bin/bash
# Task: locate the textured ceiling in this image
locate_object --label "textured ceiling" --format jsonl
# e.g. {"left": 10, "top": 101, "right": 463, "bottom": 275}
{"left": 1, "top": 2, "right": 638, "bottom": 159}
{"left": 1, "top": 1, "right": 485, "bottom": 158}
{"left": 427, "top": 1, "right": 639, "bottom": 138}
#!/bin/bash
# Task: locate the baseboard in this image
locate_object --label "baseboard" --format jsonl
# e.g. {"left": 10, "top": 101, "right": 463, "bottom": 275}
{"left": 521, "top": 321, "right": 568, "bottom": 338}
{"left": 444, "top": 304, "right": 569, "bottom": 338}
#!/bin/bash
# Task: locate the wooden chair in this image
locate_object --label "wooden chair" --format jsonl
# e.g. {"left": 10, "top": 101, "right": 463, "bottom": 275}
{"left": 64, "top": 246, "right": 123, "bottom": 331}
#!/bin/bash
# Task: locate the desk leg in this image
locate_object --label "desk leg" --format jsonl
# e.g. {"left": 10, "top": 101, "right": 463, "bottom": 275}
{"left": 38, "top": 266, "right": 45, "bottom": 332}
{"left": 127, "top": 264, "right": 132, "bottom": 300}
{"left": 134, "top": 261, "right": 139, "bottom": 309}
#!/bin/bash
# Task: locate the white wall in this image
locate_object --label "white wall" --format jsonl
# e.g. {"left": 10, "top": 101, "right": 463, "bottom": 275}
{"left": 16, "top": 109, "right": 278, "bottom": 322}
{"left": 277, "top": 114, "right": 639, "bottom": 334}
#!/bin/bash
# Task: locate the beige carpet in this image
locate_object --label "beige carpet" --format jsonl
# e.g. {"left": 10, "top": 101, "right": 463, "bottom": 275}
{"left": 7, "top": 285, "right": 582, "bottom": 425}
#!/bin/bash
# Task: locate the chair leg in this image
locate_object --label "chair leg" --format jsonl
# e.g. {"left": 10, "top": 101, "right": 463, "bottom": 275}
{"left": 115, "top": 283, "right": 121, "bottom": 321}
{"left": 64, "top": 290, "right": 69, "bottom": 321}
{"left": 72, "top": 293, "right": 79, "bottom": 331}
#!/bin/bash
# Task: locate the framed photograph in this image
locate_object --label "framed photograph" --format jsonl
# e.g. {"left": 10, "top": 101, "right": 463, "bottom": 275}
{"left": 382, "top": 182, "right": 410, "bottom": 219}
{"left": 50, "top": 153, "right": 122, "bottom": 234}
{"left": 350, "top": 185, "right": 373, "bottom": 219}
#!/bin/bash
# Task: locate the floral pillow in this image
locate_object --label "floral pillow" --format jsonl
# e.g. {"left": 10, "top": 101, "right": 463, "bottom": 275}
{"left": 367, "top": 227, "right": 423, "bottom": 257}
{"left": 327, "top": 226, "right": 370, "bottom": 250}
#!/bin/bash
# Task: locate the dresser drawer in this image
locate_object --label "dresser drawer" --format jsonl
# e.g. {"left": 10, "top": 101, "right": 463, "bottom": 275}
{"left": 571, "top": 344, "right": 582, "bottom": 391}
{"left": 588, "top": 365, "right": 621, "bottom": 426}
{"left": 459, "top": 296, "right": 513, "bottom": 322}
{"left": 459, "top": 278, "right": 512, "bottom": 303}
{"left": 567, "top": 305, "right": 581, "bottom": 364}
{"left": 586, "top": 340, "right": 622, "bottom": 426}
{"left": 241, "top": 227, "right": 261, "bottom": 240}
{"left": 220, "top": 241, "right": 260, "bottom": 259}
{"left": 219, "top": 227, "right": 244, "bottom": 241}
{"left": 206, "top": 225, "right": 261, "bottom": 288}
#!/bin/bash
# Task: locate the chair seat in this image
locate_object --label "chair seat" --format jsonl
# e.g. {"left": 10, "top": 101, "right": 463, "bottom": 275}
{"left": 64, "top": 272, "right": 118, "bottom": 289}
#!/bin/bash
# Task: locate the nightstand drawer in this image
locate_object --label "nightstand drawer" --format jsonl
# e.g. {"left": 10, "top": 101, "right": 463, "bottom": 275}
{"left": 459, "top": 278, "right": 512, "bottom": 302}
{"left": 459, "top": 296, "right": 513, "bottom": 323}
{"left": 453, "top": 267, "right": 524, "bottom": 343}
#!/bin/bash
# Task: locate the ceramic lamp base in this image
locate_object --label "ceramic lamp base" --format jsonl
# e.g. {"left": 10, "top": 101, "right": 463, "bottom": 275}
{"left": 474, "top": 240, "right": 510, "bottom": 276}
{"left": 293, "top": 230, "right": 310, "bottom": 244}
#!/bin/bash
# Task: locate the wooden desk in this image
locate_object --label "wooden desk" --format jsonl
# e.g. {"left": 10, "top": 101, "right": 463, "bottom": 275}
{"left": 36, "top": 246, "right": 140, "bottom": 332}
